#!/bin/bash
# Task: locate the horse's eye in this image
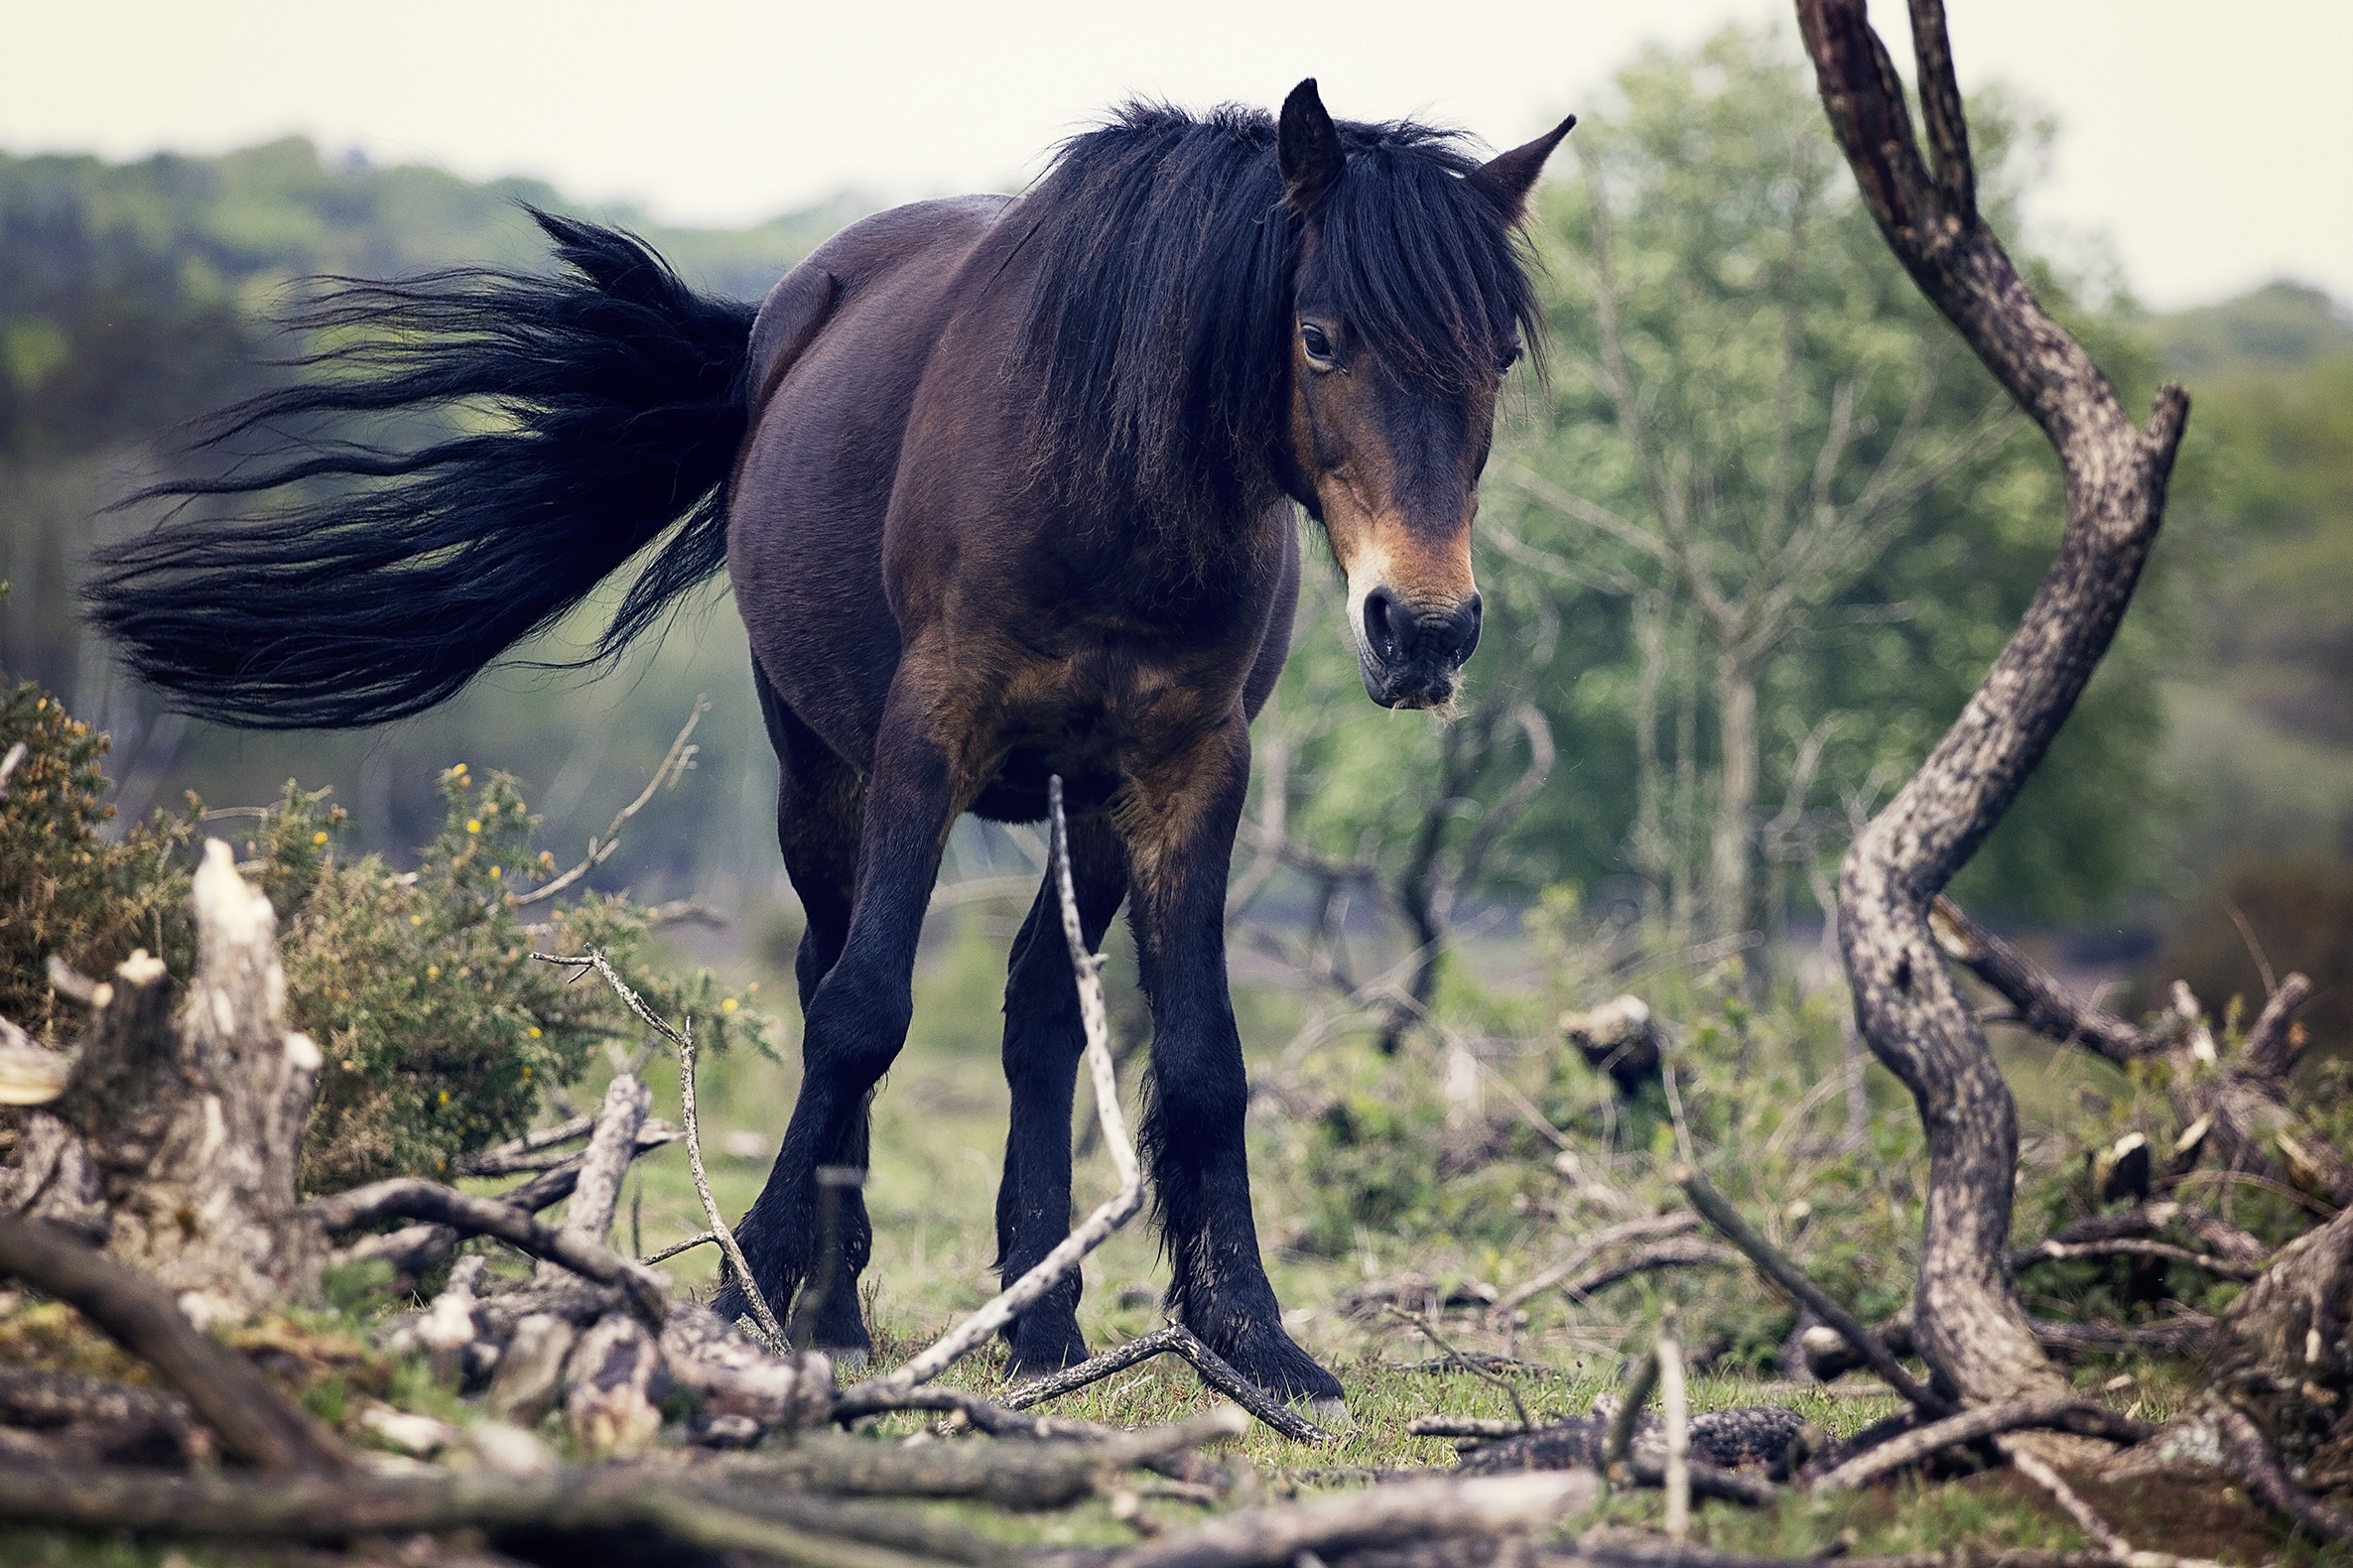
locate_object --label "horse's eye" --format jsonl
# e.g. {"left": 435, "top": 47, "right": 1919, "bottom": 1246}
{"left": 1300, "top": 324, "right": 1339, "bottom": 367}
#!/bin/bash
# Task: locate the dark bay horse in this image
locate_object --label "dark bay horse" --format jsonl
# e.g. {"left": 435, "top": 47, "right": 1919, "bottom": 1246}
{"left": 90, "top": 81, "right": 1572, "bottom": 1409}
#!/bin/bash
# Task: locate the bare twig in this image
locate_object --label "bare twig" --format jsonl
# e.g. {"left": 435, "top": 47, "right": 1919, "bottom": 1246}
{"left": 301, "top": 1180, "right": 669, "bottom": 1325}
{"left": 529, "top": 947, "right": 682, "bottom": 1058}
{"left": 1603, "top": 1346, "right": 1658, "bottom": 1485}
{"left": 2214, "top": 1405, "right": 2353, "bottom": 1545}
{"left": 642, "top": 1231, "right": 718, "bottom": 1265}
{"left": 1657, "top": 1306, "right": 1690, "bottom": 1541}
{"left": 1677, "top": 1164, "right": 1951, "bottom": 1416}
{"left": 1380, "top": 1303, "right": 1530, "bottom": 1431}
{"left": 858, "top": 775, "right": 1142, "bottom": 1396}
{"left": 513, "top": 699, "right": 706, "bottom": 908}
{"left": 679, "top": 1014, "right": 787, "bottom": 1350}
{"left": 0, "top": 740, "right": 26, "bottom": 797}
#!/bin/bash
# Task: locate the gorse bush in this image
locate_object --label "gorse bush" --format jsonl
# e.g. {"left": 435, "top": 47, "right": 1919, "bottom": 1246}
{"left": 0, "top": 676, "right": 197, "bottom": 1046}
{"left": 1, "top": 671, "right": 770, "bottom": 1195}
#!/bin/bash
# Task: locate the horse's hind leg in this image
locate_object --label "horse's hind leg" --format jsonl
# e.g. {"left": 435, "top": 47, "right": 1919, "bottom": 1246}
{"left": 725, "top": 667, "right": 967, "bottom": 1357}
{"left": 993, "top": 814, "right": 1126, "bottom": 1373}
{"left": 720, "top": 667, "right": 881, "bottom": 1357}
{"left": 1121, "top": 718, "right": 1345, "bottom": 1414}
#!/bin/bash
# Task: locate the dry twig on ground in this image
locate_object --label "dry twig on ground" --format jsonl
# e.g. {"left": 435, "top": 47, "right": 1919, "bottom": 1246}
{"left": 851, "top": 775, "right": 1144, "bottom": 1398}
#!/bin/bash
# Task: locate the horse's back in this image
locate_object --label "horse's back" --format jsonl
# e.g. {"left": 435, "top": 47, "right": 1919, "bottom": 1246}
{"left": 728, "top": 195, "right": 1014, "bottom": 770}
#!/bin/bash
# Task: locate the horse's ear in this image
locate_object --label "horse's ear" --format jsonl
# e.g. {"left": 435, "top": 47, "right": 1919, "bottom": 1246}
{"left": 1278, "top": 78, "right": 1346, "bottom": 213}
{"left": 1468, "top": 113, "right": 1577, "bottom": 219}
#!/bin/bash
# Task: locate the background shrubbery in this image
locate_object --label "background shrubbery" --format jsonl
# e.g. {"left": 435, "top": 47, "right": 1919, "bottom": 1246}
{"left": 0, "top": 666, "right": 770, "bottom": 1194}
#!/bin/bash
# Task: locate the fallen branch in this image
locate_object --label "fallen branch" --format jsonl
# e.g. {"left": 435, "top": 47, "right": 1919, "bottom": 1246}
{"left": 2213, "top": 1405, "right": 2353, "bottom": 1546}
{"left": 0, "top": 1216, "right": 350, "bottom": 1475}
{"left": 855, "top": 775, "right": 1143, "bottom": 1397}
{"left": 1807, "top": 1396, "right": 2155, "bottom": 1493}
{"left": 2002, "top": 1435, "right": 2232, "bottom": 1568}
{"left": 1001, "top": 1322, "right": 1333, "bottom": 1445}
{"left": 330, "top": 1120, "right": 680, "bottom": 1285}
{"left": 1380, "top": 1302, "right": 1531, "bottom": 1432}
{"left": 302, "top": 1179, "right": 668, "bottom": 1324}
{"left": 1093, "top": 1470, "right": 1598, "bottom": 1568}
{"left": 2012, "top": 1238, "right": 2263, "bottom": 1281}
{"left": 1656, "top": 1307, "right": 1689, "bottom": 1541}
{"left": 456, "top": 1112, "right": 597, "bottom": 1176}
{"left": 1928, "top": 899, "right": 2162, "bottom": 1065}
{"left": 1677, "top": 1165, "right": 1950, "bottom": 1415}
{"left": 531, "top": 1070, "right": 647, "bottom": 1289}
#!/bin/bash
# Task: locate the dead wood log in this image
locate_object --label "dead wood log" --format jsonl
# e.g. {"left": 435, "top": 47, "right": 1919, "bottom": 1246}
{"left": 1797, "top": 0, "right": 2191, "bottom": 1410}
{"left": 710, "top": 1407, "right": 1251, "bottom": 1508}
{"left": 1561, "top": 996, "right": 1662, "bottom": 1098}
{"left": 1096, "top": 1471, "right": 1598, "bottom": 1568}
{"left": 0, "top": 1463, "right": 977, "bottom": 1565}
{"left": 0, "top": 1215, "right": 349, "bottom": 1474}
{"left": 332, "top": 1117, "right": 682, "bottom": 1286}
{"left": 1, "top": 1108, "right": 106, "bottom": 1237}
{"left": 487, "top": 1312, "right": 574, "bottom": 1426}
{"left": 1934, "top": 897, "right": 2343, "bottom": 1209}
{"left": 1806, "top": 1395, "right": 2154, "bottom": 1493}
{"left": 302, "top": 1177, "right": 668, "bottom": 1324}
{"left": 662, "top": 1303, "right": 835, "bottom": 1431}
{"left": 0, "top": 1365, "right": 191, "bottom": 1433}
{"left": 564, "top": 1311, "right": 664, "bottom": 1457}
{"left": 530, "top": 1069, "right": 646, "bottom": 1290}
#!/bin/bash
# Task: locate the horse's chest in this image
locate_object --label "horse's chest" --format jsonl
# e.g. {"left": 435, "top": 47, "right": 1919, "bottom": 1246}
{"left": 968, "top": 645, "right": 1232, "bottom": 819}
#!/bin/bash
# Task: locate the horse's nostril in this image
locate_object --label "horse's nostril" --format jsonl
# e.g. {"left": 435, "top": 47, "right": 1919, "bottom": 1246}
{"left": 1455, "top": 592, "right": 1484, "bottom": 665}
{"left": 1364, "top": 588, "right": 1401, "bottom": 663}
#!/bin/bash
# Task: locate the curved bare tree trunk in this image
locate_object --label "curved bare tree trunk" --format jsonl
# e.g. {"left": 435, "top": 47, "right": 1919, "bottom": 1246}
{"left": 1796, "top": 0, "right": 2190, "bottom": 1405}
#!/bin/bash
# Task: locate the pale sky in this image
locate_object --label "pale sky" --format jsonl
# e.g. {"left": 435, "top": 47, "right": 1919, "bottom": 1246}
{"left": 5, "top": 1, "right": 2347, "bottom": 311}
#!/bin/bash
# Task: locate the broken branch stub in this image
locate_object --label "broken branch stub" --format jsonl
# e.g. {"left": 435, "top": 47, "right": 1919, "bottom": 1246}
{"left": 48, "top": 841, "right": 324, "bottom": 1318}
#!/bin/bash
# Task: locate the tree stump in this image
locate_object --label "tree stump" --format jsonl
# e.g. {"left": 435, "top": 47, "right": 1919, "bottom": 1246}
{"left": 40, "top": 841, "right": 323, "bottom": 1323}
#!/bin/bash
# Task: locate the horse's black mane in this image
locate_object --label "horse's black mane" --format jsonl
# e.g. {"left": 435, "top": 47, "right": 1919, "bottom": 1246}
{"left": 1016, "top": 101, "right": 1542, "bottom": 537}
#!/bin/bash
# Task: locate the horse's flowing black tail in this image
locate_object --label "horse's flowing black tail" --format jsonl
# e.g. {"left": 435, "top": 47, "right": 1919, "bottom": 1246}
{"left": 86, "top": 207, "right": 757, "bottom": 728}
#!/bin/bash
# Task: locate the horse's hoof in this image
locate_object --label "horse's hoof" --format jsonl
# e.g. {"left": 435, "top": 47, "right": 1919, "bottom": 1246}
{"left": 822, "top": 1348, "right": 870, "bottom": 1373}
{"left": 1306, "top": 1397, "right": 1355, "bottom": 1435}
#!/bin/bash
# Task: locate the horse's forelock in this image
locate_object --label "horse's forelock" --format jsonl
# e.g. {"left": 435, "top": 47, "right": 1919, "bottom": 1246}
{"left": 1015, "top": 102, "right": 1536, "bottom": 545}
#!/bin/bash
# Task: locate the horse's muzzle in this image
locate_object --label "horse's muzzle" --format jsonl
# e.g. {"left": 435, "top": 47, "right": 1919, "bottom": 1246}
{"left": 1359, "top": 588, "right": 1482, "bottom": 710}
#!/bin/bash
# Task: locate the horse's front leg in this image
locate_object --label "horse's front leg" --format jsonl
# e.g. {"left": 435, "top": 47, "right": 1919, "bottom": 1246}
{"left": 1122, "top": 717, "right": 1346, "bottom": 1415}
{"left": 994, "top": 813, "right": 1128, "bottom": 1373}
{"left": 723, "top": 677, "right": 969, "bottom": 1356}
